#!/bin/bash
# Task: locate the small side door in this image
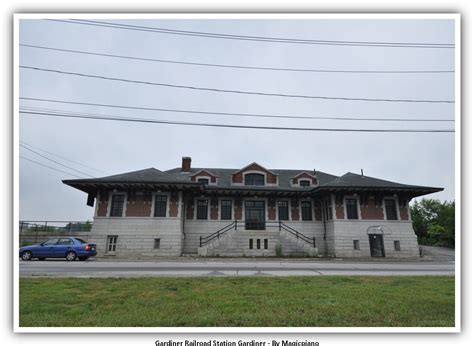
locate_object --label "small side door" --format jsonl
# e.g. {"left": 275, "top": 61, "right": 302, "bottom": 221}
{"left": 54, "top": 238, "right": 74, "bottom": 257}
{"left": 369, "top": 234, "right": 385, "bottom": 257}
{"left": 35, "top": 238, "right": 59, "bottom": 257}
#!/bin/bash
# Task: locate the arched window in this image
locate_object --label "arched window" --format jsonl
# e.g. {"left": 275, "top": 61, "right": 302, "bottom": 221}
{"left": 244, "top": 173, "right": 265, "bottom": 186}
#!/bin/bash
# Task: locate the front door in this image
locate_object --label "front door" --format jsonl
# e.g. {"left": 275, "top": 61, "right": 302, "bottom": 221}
{"left": 369, "top": 234, "right": 385, "bottom": 257}
{"left": 245, "top": 200, "right": 265, "bottom": 230}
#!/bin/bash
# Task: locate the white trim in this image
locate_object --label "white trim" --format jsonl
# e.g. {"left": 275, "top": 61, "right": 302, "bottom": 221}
{"left": 193, "top": 173, "right": 218, "bottom": 186}
{"left": 107, "top": 191, "right": 127, "bottom": 217}
{"left": 94, "top": 191, "right": 100, "bottom": 217}
{"left": 150, "top": 191, "right": 171, "bottom": 218}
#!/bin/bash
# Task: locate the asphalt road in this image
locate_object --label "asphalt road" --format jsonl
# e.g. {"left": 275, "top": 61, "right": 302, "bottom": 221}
{"left": 19, "top": 258, "right": 455, "bottom": 277}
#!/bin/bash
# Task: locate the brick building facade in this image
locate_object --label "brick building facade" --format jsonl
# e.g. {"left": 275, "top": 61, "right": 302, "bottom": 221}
{"left": 63, "top": 157, "right": 442, "bottom": 258}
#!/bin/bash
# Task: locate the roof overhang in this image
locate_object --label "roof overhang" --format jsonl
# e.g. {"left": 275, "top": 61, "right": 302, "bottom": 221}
{"left": 312, "top": 186, "right": 443, "bottom": 198}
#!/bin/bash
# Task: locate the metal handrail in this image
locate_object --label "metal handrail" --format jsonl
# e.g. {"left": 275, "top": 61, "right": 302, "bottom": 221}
{"left": 200, "top": 221, "right": 244, "bottom": 247}
{"left": 273, "top": 220, "right": 316, "bottom": 248}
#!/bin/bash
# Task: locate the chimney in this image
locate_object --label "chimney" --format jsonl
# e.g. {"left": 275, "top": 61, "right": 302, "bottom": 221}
{"left": 181, "top": 157, "right": 191, "bottom": 173}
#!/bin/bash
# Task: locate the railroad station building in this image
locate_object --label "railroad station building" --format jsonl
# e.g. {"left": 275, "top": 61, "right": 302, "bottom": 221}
{"left": 63, "top": 157, "right": 442, "bottom": 258}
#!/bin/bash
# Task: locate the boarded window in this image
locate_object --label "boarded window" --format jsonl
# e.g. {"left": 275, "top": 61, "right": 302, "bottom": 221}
{"left": 353, "top": 240, "right": 360, "bottom": 250}
{"left": 154, "top": 195, "right": 167, "bottom": 217}
{"left": 154, "top": 238, "right": 161, "bottom": 249}
{"left": 346, "top": 198, "right": 358, "bottom": 219}
{"left": 221, "top": 200, "right": 232, "bottom": 220}
{"left": 106, "top": 235, "right": 118, "bottom": 253}
{"left": 196, "top": 200, "right": 208, "bottom": 220}
{"left": 245, "top": 173, "right": 265, "bottom": 186}
{"left": 110, "top": 195, "right": 125, "bottom": 217}
{"left": 385, "top": 199, "right": 398, "bottom": 220}
{"left": 299, "top": 180, "right": 310, "bottom": 187}
{"left": 301, "top": 201, "right": 312, "bottom": 221}
{"left": 394, "top": 240, "right": 401, "bottom": 251}
{"left": 278, "top": 201, "right": 289, "bottom": 221}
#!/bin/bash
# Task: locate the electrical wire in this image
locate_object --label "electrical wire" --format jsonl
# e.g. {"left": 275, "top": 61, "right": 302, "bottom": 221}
{"left": 20, "top": 65, "right": 455, "bottom": 104}
{"left": 19, "top": 43, "right": 455, "bottom": 74}
{"left": 19, "top": 108, "right": 455, "bottom": 133}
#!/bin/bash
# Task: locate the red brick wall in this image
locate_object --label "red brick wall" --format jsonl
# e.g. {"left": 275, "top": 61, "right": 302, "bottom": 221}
{"left": 234, "top": 197, "right": 243, "bottom": 220}
{"left": 268, "top": 198, "right": 276, "bottom": 220}
{"left": 314, "top": 200, "right": 322, "bottom": 221}
{"left": 97, "top": 191, "right": 109, "bottom": 216}
{"left": 126, "top": 193, "right": 151, "bottom": 217}
{"left": 186, "top": 198, "right": 194, "bottom": 219}
{"left": 291, "top": 199, "right": 300, "bottom": 221}
{"left": 399, "top": 206, "right": 409, "bottom": 220}
{"left": 360, "top": 198, "right": 384, "bottom": 220}
{"left": 210, "top": 197, "right": 219, "bottom": 220}
{"left": 335, "top": 205, "right": 344, "bottom": 219}
{"left": 169, "top": 192, "right": 179, "bottom": 217}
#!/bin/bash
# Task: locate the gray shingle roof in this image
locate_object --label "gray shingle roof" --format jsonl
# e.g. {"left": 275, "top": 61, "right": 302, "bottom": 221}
{"left": 320, "top": 172, "right": 431, "bottom": 189}
{"left": 63, "top": 168, "right": 192, "bottom": 184}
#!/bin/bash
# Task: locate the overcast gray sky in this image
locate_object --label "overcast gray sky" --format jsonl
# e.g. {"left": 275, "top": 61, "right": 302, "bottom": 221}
{"left": 18, "top": 17, "right": 455, "bottom": 221}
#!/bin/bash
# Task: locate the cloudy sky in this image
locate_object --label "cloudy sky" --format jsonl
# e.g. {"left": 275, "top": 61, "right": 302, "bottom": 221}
{"left": 18, "top": 16, "right": 455, "bottom": 221}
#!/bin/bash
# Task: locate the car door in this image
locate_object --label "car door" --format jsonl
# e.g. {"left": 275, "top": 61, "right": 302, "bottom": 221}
{"left": 54, "top": 238, "right": 74, "bottom": 257}
{"left": 35, "top": 238, "right": 59, "bottom": 257}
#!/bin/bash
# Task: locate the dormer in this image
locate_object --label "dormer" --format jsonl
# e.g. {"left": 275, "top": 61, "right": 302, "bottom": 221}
{"left": 190, "top": 169, "right": 218, "bottom": 186}
{"left": 231, "top": 162, "right": 278, "bottom": 186}
{"left": 291, "top": 171, "right": 318, "bottom": 188}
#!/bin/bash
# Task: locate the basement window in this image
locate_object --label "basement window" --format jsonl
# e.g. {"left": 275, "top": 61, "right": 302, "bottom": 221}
{"left": 154, "top": 238, "right": 161, "bottom": 249}
{"left": 394, "top": 240, "right": 401, "bottom": 251}
{"left": 257, "top": 239, "right": 261, "bottom": 249}
{"left": 249, "top": 239, "right": 253, "bottom": 249}
{"left": 353, "top": 240, "right": 360, "bottom": 250}
{"left": 264, "top": 239, "right": 268, "bottom": 250}
{"left": 106, "top": 235, "right": 118, "bottom": 254}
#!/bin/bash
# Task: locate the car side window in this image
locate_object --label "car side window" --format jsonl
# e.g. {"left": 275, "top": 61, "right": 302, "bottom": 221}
{"left": 57, "top": 238, "right": 73, "bottom": 245}
{"left": 43, "top": 239, "right": 59, "bottom": 246}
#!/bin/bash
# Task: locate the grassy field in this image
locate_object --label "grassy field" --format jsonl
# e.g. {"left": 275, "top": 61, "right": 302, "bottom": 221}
{"left": 19, "top": 276, "right": 454, "bottom": 327}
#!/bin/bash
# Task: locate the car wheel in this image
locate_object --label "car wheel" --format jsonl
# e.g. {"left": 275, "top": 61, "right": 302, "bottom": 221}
{"left": 65, "top": 251, "right": 77, "bottom": 261}
{"left": 21, "top": 251, "right": 32, "bottom": 261}
{"left": 78, "top": 257, "right": 87, "bottom": 261}
{"left": 38, "top": 257, "right": 46, "bottom": 261}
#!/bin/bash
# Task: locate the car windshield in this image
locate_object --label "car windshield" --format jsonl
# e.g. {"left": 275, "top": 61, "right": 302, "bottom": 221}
{"left": 75, "top": 238, "right": 87, "bottom": 244}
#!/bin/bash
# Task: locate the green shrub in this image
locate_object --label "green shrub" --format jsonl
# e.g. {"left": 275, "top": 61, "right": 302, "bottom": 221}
{"left": 275, "top": 242, "right": 283, "bottom": 257}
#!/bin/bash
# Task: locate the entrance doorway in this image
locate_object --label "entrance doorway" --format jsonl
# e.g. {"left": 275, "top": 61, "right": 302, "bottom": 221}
{"left": 369, "top": 234, "right": 385, "bottom": 257}
{"left": 245, "top": 200, "right": 265, "bottom": 230}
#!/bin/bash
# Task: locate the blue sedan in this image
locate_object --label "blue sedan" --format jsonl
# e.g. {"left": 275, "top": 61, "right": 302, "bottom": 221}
{"left": 19, "top": 237, "right": 97, "bottom": 261}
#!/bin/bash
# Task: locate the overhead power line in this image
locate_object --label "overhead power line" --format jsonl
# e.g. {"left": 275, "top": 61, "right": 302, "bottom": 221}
{"left": 20, "top": 144, "right": 95, "bottom": 178}
{"left": 47, "top": 19, "right": 455, "bottom": 49}
{"left": 20, "top": 140, "right": 108, "bottom": 174}
{"left": 19, "top": 44, "right": 455, "bottom": 74}
{"left": 20, "top": 65, "right": 455, "bottom": 104}
{"left": 19, "top": 109, "right": 455, "bottom": 133}
{"left": 20, "top": 97, "right": 455, "bottom": 122}
{"left": 20, "top": 156, "right": 84, "bottom": 178}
